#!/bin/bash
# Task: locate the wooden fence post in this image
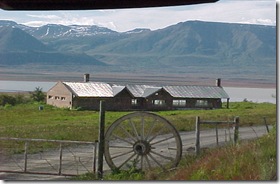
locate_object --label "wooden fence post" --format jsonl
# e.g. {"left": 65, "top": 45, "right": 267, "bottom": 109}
{"left": 263, "top": 117, "right": 269, "bottom": 133}
{"left": 215, "top": 123, "right": 219, "bottom": 145}
{"left": 24, "top": 141, "right": 28, "bottom": 172}
{"left": 234, "top": 117, "right": 239, "bottom": 144}
{"left": 98, "top": 101, "right": 105, "bottom": 179}
{"left": 93, "top": 140, "right": 98, "bottom": 174}
{"left": 58, "top": 143, "right": 63, "bottom": 175}
{"left": 195, "top": 116, "right": 200, "bottom": 155}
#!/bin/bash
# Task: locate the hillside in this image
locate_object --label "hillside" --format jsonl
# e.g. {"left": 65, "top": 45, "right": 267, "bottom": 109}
{"left": 0, "top": 24, "right": 106, "bottom": 66}
{"left": 0, "top": 20, "right": 276, "bottom": 85}
{"left": 87, "top": 21, "right": 276, "bottom": 67}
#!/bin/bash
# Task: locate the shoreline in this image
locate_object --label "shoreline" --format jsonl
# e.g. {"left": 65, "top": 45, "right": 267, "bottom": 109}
{"left": 0, "top": 77, "right": 276, "bottom": 89}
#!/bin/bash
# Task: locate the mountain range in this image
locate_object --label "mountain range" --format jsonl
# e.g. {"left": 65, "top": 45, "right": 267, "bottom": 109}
{"left": 0, "top": 20, "right": 276, "bottom": 84}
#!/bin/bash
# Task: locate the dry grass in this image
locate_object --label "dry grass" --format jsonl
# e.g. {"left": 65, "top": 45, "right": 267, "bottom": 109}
{"left": 165, "top": 124, "right": 277, "bottom": 181}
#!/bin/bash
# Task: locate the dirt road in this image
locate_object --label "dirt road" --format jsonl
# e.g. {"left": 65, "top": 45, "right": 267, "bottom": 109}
{"left": 0, "top": 125, "right": 271, "bottom": 180}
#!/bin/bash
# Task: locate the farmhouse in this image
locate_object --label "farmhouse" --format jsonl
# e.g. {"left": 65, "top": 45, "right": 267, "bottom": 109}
{"left": 46, "top": 75, "right": 230, "bottom": 110}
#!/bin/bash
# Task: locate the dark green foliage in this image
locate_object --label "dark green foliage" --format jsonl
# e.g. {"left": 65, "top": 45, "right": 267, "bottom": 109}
{"left": 0, "top": 94, "right": 16, "bottom": 106}
{"left": 103, "top": 159, "right": 144, "bottom": 180}
{"left": 29, "top": 87, "right": 45, "bottom": 102}
{"left": 72, "top": 172, "right": 97, "bottom": 180}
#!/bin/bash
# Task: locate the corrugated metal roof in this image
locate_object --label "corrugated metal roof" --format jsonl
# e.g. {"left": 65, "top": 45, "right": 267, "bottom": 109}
{"left": 126, "top": 84, "right": 156, "bottom": 97}
{"left": 163, "top": 85, "right": 229, "bottom": 99}
{"left": 142, "top": 87, "right": 162, "bottom": 98}
{"left": 63, "top": 82, "right": 113, "bottom": 97}
{"left": 62, "top": 82, "right": 229, "bottom": 99}
{"left": 112, "top": 85, "right": 126, "bottom": 96}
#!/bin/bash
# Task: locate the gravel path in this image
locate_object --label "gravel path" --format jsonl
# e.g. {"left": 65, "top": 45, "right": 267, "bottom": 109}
{"left": 0, "top": 125, "right": 271, "bottom": 180}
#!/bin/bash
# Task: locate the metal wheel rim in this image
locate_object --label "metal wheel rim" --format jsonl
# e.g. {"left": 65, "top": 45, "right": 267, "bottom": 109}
{"left": 104, "top": 111, "right": 182, "bottom": 171}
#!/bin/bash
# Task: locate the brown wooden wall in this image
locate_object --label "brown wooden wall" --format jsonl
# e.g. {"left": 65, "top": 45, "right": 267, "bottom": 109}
{"left": 145, "top": 89, "right": 173, "bottom": 111}
{"left": 72, "top": 89, "right": 133, "bottom": 111}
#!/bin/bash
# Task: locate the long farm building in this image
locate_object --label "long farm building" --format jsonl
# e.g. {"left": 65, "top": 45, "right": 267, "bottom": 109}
{"left": 47, "top": 75, "right": 230, "bottom": 111}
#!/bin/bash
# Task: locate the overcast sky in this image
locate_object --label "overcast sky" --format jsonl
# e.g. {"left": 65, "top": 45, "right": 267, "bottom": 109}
{"left": 0, "top": 0, "right": 276, "bottom": 32}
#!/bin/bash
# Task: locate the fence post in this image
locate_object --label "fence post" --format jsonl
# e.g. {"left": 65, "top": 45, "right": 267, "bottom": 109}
{"left": 58, "top": 143, "right": 63, "bottom": 175}
{"left": 215, "top": 123, "right": 219, "bottom": 145}
{"left": 195, "top": 116, "right": 200, "bottom": 155}
{"left": 93, "top": 140, "right": 98, "bottom": 175}
{"left": 24, "top": 141, "right": 28, "bottom": 172}
{"left": 234, "top": 117, "right": 239, "bottom": 144}
{"left": 224, "top": 129, "right": 227, "bottom": 142}
{"left": 263, "top": 117, "right": 269, "bottom": 133}
{"left": 98, "top": 101, "right": 105, "bottom": 179}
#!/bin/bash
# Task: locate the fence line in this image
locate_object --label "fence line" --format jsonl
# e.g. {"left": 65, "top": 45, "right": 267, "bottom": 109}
{"left": 195, "top": 116, "right": 239, "bottom": 155}
{"left": 0, "top": 137, "right": 98, "bottom": 176}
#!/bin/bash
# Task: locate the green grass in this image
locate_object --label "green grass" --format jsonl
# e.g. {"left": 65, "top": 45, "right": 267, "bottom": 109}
{"left": 0, "top": 102, "right": 276, "bottom": 141}
{"left": 0, "top": 101, "right": 275, "bottom": 180}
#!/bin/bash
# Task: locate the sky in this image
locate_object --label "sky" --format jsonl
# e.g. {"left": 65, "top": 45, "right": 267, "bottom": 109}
{"left": 0, "top": 0, "right": 277, "bottom": 32}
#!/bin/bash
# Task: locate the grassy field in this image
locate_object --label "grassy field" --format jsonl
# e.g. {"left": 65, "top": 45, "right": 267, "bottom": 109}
{"left": 0, "top": 101, "right": 276, "bottom": 141}
{"left": 0, "top": 101, "right": 277, "bottom": 180}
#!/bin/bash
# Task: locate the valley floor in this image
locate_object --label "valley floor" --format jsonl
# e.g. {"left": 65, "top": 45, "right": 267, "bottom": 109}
{"left": 0, "top": 67, "right": 276, "bottom": 89}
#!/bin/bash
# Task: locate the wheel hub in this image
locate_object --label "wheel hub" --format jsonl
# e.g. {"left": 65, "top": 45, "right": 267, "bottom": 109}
{"left": 133, "top": 140, "right": 151, "bottom": 155}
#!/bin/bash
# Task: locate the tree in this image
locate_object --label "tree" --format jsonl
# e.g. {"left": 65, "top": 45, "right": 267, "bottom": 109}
{"left": 30, "top": 87, "right": 45, "bottom": 102}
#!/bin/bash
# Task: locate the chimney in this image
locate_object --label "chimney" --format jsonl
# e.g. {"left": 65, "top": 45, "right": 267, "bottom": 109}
{"left": 84, "top": 73, "right": 90, "bottom": 82}
{"left": 216, "top": 78, "right": 221, "bottom": 87}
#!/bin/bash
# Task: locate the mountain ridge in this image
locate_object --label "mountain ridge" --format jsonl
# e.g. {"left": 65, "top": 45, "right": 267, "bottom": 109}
{"left": 0, "top": 20, "right": 276, "bottom": 84}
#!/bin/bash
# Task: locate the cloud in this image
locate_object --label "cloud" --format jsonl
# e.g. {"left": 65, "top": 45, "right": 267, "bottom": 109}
{"left": 23, "top": 21, "right": 47, "bottom": 27}
{"left": 27, "top": 14, "right": 61, "bottom": 20}
{"left": 79, "top": 0, "right": 276, "bottom": 32}
{"left": 2, "top": 0, "right": 275, "bottom": 32}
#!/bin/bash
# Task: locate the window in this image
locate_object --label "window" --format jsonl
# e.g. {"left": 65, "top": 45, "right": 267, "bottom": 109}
{"left": 153, "top": 100, "right": 166, "bottom": 106}
{"left": 173, "top": 99, "right": 186, "bottom": 107}
{"left": 195, "top": 100, "right": 208, "bottom": 107}
{"left": 55, "top": 96, "right": 60, "bottom": 100}
{"left": 131, "top": 99, "right": 138, "bottom": 105}
{"left": 61, "top": 97, "right": 66, "bottom": 101}
{"left": 48, "top": 95, "right": 53, "bottom": 99}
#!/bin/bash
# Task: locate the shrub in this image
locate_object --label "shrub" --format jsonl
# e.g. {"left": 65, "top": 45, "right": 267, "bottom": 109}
{"left": 0, "top": 94, "right": 16, "bottom": 106}
{"left": 29, "top": 87, "right": 45, "bottom": 102}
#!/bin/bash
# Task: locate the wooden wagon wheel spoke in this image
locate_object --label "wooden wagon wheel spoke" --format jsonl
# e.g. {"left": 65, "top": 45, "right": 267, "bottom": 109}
{"left": 150, "top": 135, "right": 176, "bottom": 146}
{"left": 117, "top": 153, "right": 137, "bottom": 169}
{"left": 144, "top": 155, "right": 152, "bottom": 169}
{"left": 144, "top": 118, "right": 157, "bottom": 141}
{"left": 104, "top": 112, "right": 182, "bottom": 172}
{"left": 111, "top": 134, "right": 134, "bottom": 145}
{"left": 150, "top": 150, "right": 174, "bottom": 161}
{"left": 129, "top": 118, "right": 140, "bottom": 141}
{"left": 147, "top": 153, "right": 166, "bottom": 171}
{"left": 111, "top": 149, "right": 134, "bottom": 160}
{"left": 118, "top": 123, "right": 137, "bottom": 142}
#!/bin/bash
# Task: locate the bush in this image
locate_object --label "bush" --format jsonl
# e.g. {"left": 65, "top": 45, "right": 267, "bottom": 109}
{"left": 14, "top": 93, "right": 31, "bottom": 104}
{"left": 0, "top": 94, "right": 16, "bottom": 106}
{"left": 0, "top": 93, "right": 31, "bottom": 106}
{"left": 29, "top": 87, "right": 45, "bottom": 102}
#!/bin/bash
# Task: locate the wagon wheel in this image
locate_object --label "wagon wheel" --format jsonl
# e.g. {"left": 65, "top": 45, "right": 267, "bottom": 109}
{"left": 104, "top": 112, "right": 182, "bottom": 172}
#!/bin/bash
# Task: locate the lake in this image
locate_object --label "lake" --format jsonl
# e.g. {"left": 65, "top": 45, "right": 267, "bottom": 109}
{"left": 0, "top": 80, "right": 276, "bottom": 104}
